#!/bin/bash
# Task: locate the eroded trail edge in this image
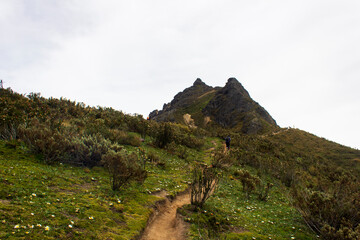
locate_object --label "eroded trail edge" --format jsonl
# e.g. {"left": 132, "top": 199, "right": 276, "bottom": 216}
{"left": 140, "top": 190, "right": 190, "bottom": 240}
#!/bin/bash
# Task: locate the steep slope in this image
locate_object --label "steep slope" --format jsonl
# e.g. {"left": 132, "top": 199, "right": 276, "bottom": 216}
{"left": 149, "top": 78, "right": 216, "bottom": 125}
{"left": 149, "top": 78, "right": 277, "bottom": 134}
{"left": 3, "top": 87, "right": 360, "bottom": 239}
{"left": 203, "top": 78, "right": 277, "bottom": 134}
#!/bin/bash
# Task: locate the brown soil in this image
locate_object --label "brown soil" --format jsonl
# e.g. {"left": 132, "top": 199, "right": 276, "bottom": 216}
{"left": 0, "top": 199, "right": 11, "bottom": 205}
{"left": 140, "top": 191, "right": 191, "bottom": 240}
{"left": 140, "top": 140, "right": 218, "bottom": 240}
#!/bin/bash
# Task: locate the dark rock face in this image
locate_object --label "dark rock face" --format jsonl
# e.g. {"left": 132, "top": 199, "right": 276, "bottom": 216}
{"left": 149, "top": 78, "right": 213, "bottom": 121}
{"left": 149, "top": 77, "right": 277, "bottom": 134}
{"left": 203, "top": 78, "right": 277, "bottom": 134}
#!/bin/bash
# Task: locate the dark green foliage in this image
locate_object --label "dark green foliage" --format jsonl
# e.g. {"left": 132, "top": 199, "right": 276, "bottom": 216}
{"left": 17, "top": 120, "right": 69, "bottom": 164}
{"left": 3, "top": 87, "right": 360, "bottom": 239}
{"left": 17, "top": 119, "right": 113, "bottom": 167}
{"left": 180, "top": 205, "right": 231, "bottom": 239}
{"left": 0, "top": 89, "right": 34, "bottom": 140}
{"left": 126, "top": 114, "right": 149, "bottom": 138}
{"left": 233, "top": 169, "right": 260, "bottom": 199}
{"left": 69, "top": 134, "right": 113, "bottom": 167}
{"left": 211, "top": 148, "right": 234, "bottom": 169}
{"left": 191, "top": 166, "right": 219, "bottom": 208}
{"left": 137, "top": 147, "right": 165, "bottom": 168}
{"left": 258, "top": 182, "right": 274, "bottom": 201}
{"left": 165, "top": 142, "right": 189, "bottom": 160}
{"left": 292, "top": 171, "right": 360, "bottom": 239}
{"left": 102, "top": 150, "right": 147, "bottom": 191}
{"left": 154, "top": 122, "right": 173, "bottom": 148}
{"left": 108, "top": 129, "right": 142, "bottom": 147}
{"left": 1, "top": 88, "right": 147, "bottom": 166}
{"left": 180, "top": 133, "right": 205, "bottom": 150}
{"left": 145, "top": 150, "right": 164, "bottom": 167}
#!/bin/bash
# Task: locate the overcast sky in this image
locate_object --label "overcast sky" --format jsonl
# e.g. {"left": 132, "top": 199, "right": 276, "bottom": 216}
{"left": 1, "top": 0, "right": 359, "bottom": 149}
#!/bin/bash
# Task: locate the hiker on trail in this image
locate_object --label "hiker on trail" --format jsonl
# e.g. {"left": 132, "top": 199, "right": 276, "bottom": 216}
{"left": 225, "top": 135, "right": 231, "bottom": 150}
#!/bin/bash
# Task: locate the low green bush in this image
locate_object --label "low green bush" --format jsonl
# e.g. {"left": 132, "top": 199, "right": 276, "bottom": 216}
{"left": 154, "top": 122, "right": 173, "bottom": 148}
{"left": 102, "top": 150, "right": 147, "bottom": 191}
{"left": 17, "top": 121, "right": 68, "bottom": 164}
{"left": 109, "top": 129, "right": 142, "bottom": 147}
{"left": 233, "top": 169, "right": 260, "bottom": 199}
{"left": 292, "top": 171, "right": 360, "bottom": 239}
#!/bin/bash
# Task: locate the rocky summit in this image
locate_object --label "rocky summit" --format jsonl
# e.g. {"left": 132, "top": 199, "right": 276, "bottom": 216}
{"left": 149, "top": 78, "right": 277, "bottom": 134}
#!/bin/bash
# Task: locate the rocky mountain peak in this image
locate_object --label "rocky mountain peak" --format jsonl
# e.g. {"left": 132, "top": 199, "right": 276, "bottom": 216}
{"left": 150, "top": 78, "right": 277, "bottom": 134}
{"left": 193, "top": 78, "right": 206, "bottom": 86}
{"left": 227, "top": 77, "right": 239, "bottom": 84}
{"left": 223, "top": 78, "right": 250, "bottom": 98}
{"left": 149, "top": 78, "right": 214, "bottom": 122}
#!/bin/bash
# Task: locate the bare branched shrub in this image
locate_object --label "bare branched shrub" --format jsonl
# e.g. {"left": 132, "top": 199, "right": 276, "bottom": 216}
{"left": 102, "top": 150, "right": 147, "bottom": 191}
{"left": 191, "top": 166, "right": 219, "bottom": 208}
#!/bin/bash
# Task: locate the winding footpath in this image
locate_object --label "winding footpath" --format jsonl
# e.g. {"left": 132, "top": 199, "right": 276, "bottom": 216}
{"left": 140, "top": 141, "right": 219, "bottom": 240}
{"left": 140, "top": 191, "right": 190, "bottom": 240}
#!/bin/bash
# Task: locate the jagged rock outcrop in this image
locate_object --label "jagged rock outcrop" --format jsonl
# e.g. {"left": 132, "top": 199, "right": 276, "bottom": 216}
{"left": 149, "top": 77, "right": 277, "bottom": 134}
{"left": 149, "top": 78, "right": 214, "bottom": 122}
{"left": 202, "top": 78, "right": 277, "bottom": 134}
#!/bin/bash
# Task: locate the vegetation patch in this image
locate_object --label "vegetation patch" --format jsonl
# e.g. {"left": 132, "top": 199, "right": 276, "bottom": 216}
{"left": 2, "top": 87, "right": 360, "bottom": 239}
{"left": 180, "top": 169, "right": 316, "bottom": 239}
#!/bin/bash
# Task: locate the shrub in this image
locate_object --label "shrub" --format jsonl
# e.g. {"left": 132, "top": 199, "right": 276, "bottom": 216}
{"left": 18, "top": 119, "right": 113, "bottom": 167}
{"left": 278, "top": 161, "right": 297, "bottom": 187}
{"left": 102, "top": 150, "right": 147, "bottom": 191}
{"left": 179, "top": 134, "right": 205, "bottom": 150}
{"left": 17, "top": 121, "right": 68, "bottom": 164}
{"left": 154, "top": 123, "right": 173, "bottom": 148}
{"left": 126, "top": 115, "right": 149, "bottom": 138}
{"left": 212, "top": 149, "right": 234, "bottom": 169}
{"left": 146, "top": 150, "right": 160, "bottom": 163}
{"left": 292, "top": 172, "right": 360, "bottom": 239}
{"left": 191, "top": 166, "right": 219, "bottom": 208}
{"left": 165, "top": 142, "right": 188, "bottom": 160}
{"left": 182, "top": 206, "right": 230, "bottom": 239}
{"left": 258, "top": 182, "right": 273, "bottom": 201}
{"left": 0, "top": 123, "right": 18, "bottom": 140}
{"left": 109, "top": 129, "right": 142, "bottom": 147}
{"left": 233, "top": 169, "right": 260, "bottom": 199}
{"left": 142, "top": 150, "right": 165, "bottom": 168}
{"left": 69, "top": 134, "right": 113, "bottom": 167}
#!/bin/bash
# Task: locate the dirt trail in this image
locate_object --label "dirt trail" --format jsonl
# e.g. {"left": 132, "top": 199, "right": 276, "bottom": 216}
{"left": 140, "top": 191, "right": 190, "bottom": 240}
{"left": 140, "top": 142, "right": 218, "bottom": 240}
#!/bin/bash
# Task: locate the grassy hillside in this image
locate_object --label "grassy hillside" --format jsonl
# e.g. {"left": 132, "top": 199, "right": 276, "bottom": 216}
{"left": 0, "top": 139, "right": 193, "bottom": 239}
{"left": 1, "top": 87, "right": 360, "bottom": 239}
{"left": 0, "top": 141, "right": 316, "bottom": 240}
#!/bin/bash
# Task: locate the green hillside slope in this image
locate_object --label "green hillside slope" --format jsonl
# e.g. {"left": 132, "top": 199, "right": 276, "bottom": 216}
{"left": 1, "top": 87, "right": 360, "bottom": 239}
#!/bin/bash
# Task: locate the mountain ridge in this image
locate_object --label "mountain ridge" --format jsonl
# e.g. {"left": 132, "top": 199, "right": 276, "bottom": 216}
{"left": 149, "top": 78, "right": 278, "bottom": 134}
